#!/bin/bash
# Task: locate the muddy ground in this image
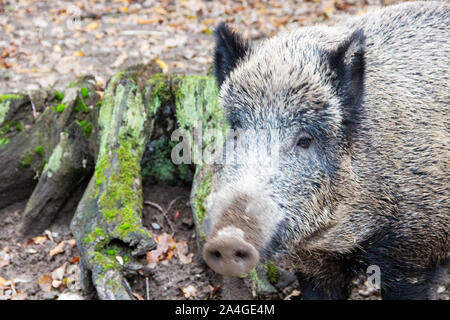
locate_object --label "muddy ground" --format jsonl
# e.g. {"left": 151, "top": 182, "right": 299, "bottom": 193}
{"left": 0, "top": 183, "right": 448, "bottom": 300}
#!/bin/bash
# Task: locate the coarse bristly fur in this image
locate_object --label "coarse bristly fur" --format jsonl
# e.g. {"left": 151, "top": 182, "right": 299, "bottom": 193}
{"left": 203, "top": 1, "right": 450, "bottom": 299}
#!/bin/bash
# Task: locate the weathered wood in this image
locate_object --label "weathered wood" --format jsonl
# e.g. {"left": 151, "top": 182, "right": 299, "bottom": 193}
{"left": 70, "top": 69, "right": 157, "bottom": 300}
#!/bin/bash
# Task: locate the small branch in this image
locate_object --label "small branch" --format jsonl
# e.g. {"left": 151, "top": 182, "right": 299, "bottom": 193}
{"left": 144, "top": 197, "right": 180, "bottom": 236}
{"left": 28, "top": 93, "right": 38, "bottom": 119}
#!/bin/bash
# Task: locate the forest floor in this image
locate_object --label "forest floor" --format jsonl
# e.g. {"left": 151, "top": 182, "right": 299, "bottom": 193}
{"left": 0, "top": 0, "right": 448, "bottom": 300}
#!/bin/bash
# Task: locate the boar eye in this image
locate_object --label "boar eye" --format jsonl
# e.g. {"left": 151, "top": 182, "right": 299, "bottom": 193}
{"left": 296, "top": 136, "right": 312, "bottom": 149}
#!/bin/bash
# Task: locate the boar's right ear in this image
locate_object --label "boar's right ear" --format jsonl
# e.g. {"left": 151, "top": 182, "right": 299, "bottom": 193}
{"left": 328, "top": 30, "right": 366, "bottom": 109}
{"left": 214, "top": 23, "right": 249, "bottom": 88}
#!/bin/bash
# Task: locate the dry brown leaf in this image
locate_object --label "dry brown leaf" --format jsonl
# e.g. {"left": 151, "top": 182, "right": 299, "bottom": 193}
{"left": 38, "top": 274, "right": 53, "bottom": 292}
{"left": 85, "top": 21, "right": 99, "bottom": 31}
{"left": 155, "top": 58, "right": 169, "bottom": 74}
{"left": 44, "top": 230, "right": 54, "bottom": 242}
{"left": 1, "top": 45, "right": 17, "bottom": 59}
{"left": 284, "top": 289, "right": 301, "bottom": 300}
{"left": 132, "top": 292, "right": 145, "bottom": 300}
{"left": 181, "top": 285, "right": 197, "bottom": 298}
{"left": 146, "top": 232, "right": 178, "bottom": 268}
{"left": 0, "top": 276, "right": 6, "bottom": 288}
{"left": 67, "top": 239, "right": 76, "bottom": 248}
{"left": 49, "top": 241, "right": 65, "bottom": 257}
{"left": 137, "top": 19, "right": 160, "bottom": 24}
{"left": 33, "top": 236, "right": 48, "bottom": 245}
{"left": 208, "top": 284, "right": 221, "bottom": 299}
{"left": 111, "top": 52, "right": 128, "bottom": 68}
{"left": 52, "top": 263, "right": 67, "bottom": 281}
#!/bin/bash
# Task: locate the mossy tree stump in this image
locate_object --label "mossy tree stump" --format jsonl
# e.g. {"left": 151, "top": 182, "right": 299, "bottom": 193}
{"left": 0, "top": 64, "right": 292, "bottom": 299}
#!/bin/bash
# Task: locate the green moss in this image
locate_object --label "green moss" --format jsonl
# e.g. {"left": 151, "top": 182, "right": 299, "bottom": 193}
{"left": 96, "top": 141, "right": 147, "bottom": 239}
{"left": 119, "top": 223, "right": 131, "bottom": 230}
{"left": 0, "top": 137, "right": 9, "bottom": 146}
{"left": 141, "top": 136, "right": 176, "bottom": 182}
{"left": 19, "top": 153, "right": 32, "bottom": 168}
{"left": 0, "top": 94, "right": 24, "bottom": 126}
{"left": 34, "top": 145, "right": 45, "bottom": 158}
{"left": 42, "top": 139, "right": 65, "bottom": 178}
{"left": 94, "top": 76, "right": 151, "bottom": 240}
{"left": 55, "top": 103, "right": 66, "bottom": 113}
{"left": 55, "top": 91, "right": 64, "bottom": 101}
{"left": 96, "top": 101, "right": 102, "bottom": 108}
{"left": 78, "top": 120, "right": 93, "bottom": 138}
{"left": 145, "top": 73, "right": 172, "bottom": 116}
{"left": 249, "top": 267, "right": 277, "bottom": 293}
{"left": 15, "top": 121, "right": 24, "bottom": 131}
{"left": 80, "top": 87, "right": 89, "bottom": 98}
{"left": 91, "top": 251, "right": 116, "bottom": 273}
{"left": 84, "top": 228, "right": 108, "bottom": 248}
{"left": 107, "top": 249, "right": 117, "bottom": 256}
{"left": 193, "top": 172, "right": 211, "bottom": 238}
{"left": 264, "top": 261, "right": 280, "bottom": 285}
{"left": 75, "top": 98, "right": 89, "bottom": 113}
{"left": 0, "top": 94, "right": 22, "bottom": 103}
{"left": 0, "top": 101, "right": 10, "bottom": 127}
{"left": 173, "top": 75, "right": 228, "bottom": 166}
{"left": 0, "top": 121, "right": 14, "bottom": 136}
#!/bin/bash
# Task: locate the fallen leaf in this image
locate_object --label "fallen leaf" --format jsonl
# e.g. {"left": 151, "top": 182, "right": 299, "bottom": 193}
{"left": 0, "top": 276, "right": 6, "bottom": 288}
{"left": 284, "top": 289, "right": 301, "bottom": 300}
{"left": 146, "top": 232, "right": 178, "bottom": 268}
{"left": 33, "top": 236, "right": 48, "bottom": 245}
{"left": 53, "top": 44, "right": 62, "bottom": 52}
{"left": 137, "top": 19, "right": 160, "bottom": 24}
{"left": 67, "top": 239, "right": 76, "bottom": 248}
{"left": 175, "top": 241, "right": 193, "bottom": 264}
{"left": 38, "top": 274, "right": 53, "bottom": 292}
{"left": 1, "top": 45, "right": 17, "bottom": 59}
{"left": 71, "top": 256, "right": 79, "bottom": 264}
{"left": 181, "top": 285, "right": 197, "bottom": 298}
{"left": 75, "top": 51, "right": 85, "bottom": 57}
{"left": 111, "top": 52, "right": 128, "bottom": 68}
{"left": 44, "top": 230, "right": 54, "bottom": 242}
{"left": 52, "top": 263, "right": 67, "bottom": 281}
{"left": 85, "top": 21, "right": 99, "bottom": 31}
{"left": 52, "top": 279, "right": 63, "bottom": 289}
{"left": 49, "top": 241, "right": 65, "bottom": 257}
{"left": 155, "top": 58, "right": 169, "bottom": 74}
{"left": 208, "top": 284, "right": 221, "bottom": 299}
{"left": 132, "top": 292, "right": 145, "bottom": 300}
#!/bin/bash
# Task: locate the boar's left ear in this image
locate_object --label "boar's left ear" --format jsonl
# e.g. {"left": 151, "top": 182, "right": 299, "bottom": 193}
{"left": 329, "top": 30, "right": 366, "bottom": 109}
{"left": 214, "top": 23, "right": 250, "bottom": 88}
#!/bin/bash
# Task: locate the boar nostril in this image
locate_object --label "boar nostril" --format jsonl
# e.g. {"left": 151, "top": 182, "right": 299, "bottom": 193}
{"left": 235, "top": 250, "right": 247, "bottom": 259}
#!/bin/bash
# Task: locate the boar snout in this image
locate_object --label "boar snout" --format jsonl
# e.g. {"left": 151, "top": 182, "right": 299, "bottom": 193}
{"left": 203, "top": 227, "right": 259, "bottom": 277}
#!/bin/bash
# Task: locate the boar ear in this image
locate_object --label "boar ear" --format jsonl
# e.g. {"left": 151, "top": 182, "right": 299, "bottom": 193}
{"left": 329, "top": 30, "right": 366, "bottom": 108}
{"left": 214, "top": 23, "right": 250, "bottom": 88}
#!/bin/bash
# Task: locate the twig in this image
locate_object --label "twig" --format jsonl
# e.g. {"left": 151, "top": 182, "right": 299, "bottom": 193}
{"left": 144, "top": 197, "right": 180, "bottom": 237}
{"left": 28, "top": 93, "right": 38, "bottom": 119}
{"left": 145, "top": 277, "right": 150, "bottom": 301}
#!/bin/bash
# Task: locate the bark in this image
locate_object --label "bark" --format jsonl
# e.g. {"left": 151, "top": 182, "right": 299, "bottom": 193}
{"left": 0, "top": 63, "right": 293, "bottom": 299}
